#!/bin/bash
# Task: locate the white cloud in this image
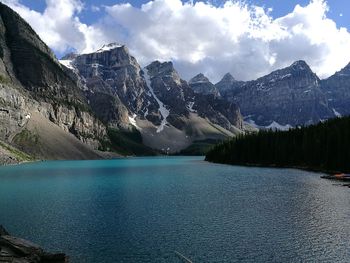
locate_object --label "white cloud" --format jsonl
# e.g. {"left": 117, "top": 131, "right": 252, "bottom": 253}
{"left": 2, "top": 0, "right": 107, "bottom": 53}
{"left": 3, "top": 0, "right": 350, "bottom": 82}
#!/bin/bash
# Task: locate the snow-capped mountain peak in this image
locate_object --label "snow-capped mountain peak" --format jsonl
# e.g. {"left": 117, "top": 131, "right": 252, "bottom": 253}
{"left": 96, "top": 43, "right": 123, "bottom": 53}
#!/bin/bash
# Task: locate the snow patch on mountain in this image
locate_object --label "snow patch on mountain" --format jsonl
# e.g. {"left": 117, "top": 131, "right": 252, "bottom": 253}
{"left": 144, "top": 68, "right": 170, "bottom": 133}
{"left": 59, "top": 59, "right": 75, "bottom": 70}
{"left": 128, "top": 114, "right": 141, "bottom": 130}
{"left": 333, "top": 108, "right": 342, "bottom": 117}
{"left": 187, "top": 101, "right": 196, "bottom": 112}
{"left": 244, "top": 118, "right": 292, "bottom": 131}
{"left": 96, "top": 43, "right": 123, "bottom": 53}
{"left": 266, "top": 121, "right": 292, "bottom": 131}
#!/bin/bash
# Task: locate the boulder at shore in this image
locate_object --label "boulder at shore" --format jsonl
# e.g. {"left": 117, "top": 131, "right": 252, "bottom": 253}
{"left": 0, "top": 225, "right": 68, "bottom": 262}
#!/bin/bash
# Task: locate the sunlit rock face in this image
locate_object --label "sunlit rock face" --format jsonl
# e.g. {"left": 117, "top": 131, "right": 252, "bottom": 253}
{"left": 0, "top": 2, "right": 107, "bottom": 150}
{"left": 225, "top": 60, "right": 334, "bottom": 127}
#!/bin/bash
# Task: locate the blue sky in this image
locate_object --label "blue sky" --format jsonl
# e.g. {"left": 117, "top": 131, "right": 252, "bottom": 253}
{"left": 6, "top": 0, "right": 350, "bottom": 82}
{"left": 19, "top": 0, "right": 349, "bottom": 28}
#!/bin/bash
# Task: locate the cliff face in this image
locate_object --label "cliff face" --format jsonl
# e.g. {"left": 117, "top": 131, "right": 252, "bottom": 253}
{"left": 145, "top": 61, "right": 243, "bottom": 133}
{"left": 70, "top": 44, "right": 158, "bottom": 128}
{"left": 0, "top": 2, "right": 107, "bottom": 158}
{"left": 225, "top": 61, "right": 334, "bottom": 127}
{"left": 189, "top": 73, "right": 220, "bottom": 97}
{"left": 61, "top": 49, "right": 244, "bottom": 153}
{"left": 321, "top": 63, "right": 350, "bottom": 117}
{"left": 215, "top": 73, "right": 245, "bottom": 94}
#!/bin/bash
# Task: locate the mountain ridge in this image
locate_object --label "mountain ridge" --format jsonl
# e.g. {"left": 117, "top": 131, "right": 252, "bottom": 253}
{"left": 1, "top": 1, "right": 350, "bottom": 161}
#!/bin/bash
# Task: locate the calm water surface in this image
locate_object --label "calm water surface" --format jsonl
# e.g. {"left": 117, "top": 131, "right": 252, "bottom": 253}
{"left": 0, "top": 156, "right": 349, "bottom": 262}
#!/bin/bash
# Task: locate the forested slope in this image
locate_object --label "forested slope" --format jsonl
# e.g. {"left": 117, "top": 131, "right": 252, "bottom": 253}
{"left": 205, "top": 117, "right": 350, "bottom": 173}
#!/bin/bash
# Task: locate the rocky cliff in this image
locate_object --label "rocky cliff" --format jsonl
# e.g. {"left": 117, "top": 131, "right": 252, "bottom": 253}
{"left": 61, "top": 48, "right": 244, "bottom": 153}
{"left": 224, "top": 61, "right": 335, "bottom": 127}
{"left": 321, "top": 63, "right": 350, "bottom": 117}
{"left": 189, "top": 73, "right": 220, "bottom": 97}
{"left": 0, "top": 3, "right": 108, "bottom": 160}
{"left": 215, "top": 73, "right": 245, "bottom": 94}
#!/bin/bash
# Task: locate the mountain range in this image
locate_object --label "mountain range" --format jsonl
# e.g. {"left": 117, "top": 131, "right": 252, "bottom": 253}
{"left": 0, "top": 2, "right": 349, "bottom": 162}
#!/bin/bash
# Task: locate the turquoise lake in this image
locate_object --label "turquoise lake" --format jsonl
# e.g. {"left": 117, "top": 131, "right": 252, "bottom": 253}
{"left": 0, "top": 156, "right": 349, "bottom": 262}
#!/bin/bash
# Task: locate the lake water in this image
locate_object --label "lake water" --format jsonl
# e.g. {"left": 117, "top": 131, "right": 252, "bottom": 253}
{"left": 0, "top": 156, "right": 349, "bottom": 262}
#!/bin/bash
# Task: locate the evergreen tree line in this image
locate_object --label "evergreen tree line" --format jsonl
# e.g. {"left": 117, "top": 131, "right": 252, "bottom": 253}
{"left": 205, "top": 117, "right": 350, "bottom": 173}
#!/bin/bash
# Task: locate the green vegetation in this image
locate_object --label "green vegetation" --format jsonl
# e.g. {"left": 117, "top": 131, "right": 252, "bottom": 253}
{"left": 0, "top": 140, "right": 33, "bottom": 162}
{"left": 12, "top": 129, "right": 40, "bottom": 159}
{"left": 176, "top": 139, "right": 222, "bottom": 155}
{"left": 206, "top": 117, "right": 350, "bottom": 173}
{"left": 100, "top": 127, "right": 157, "bottom": 156}
{"left": 0, "top": 75, "right": 10, "bottom": 84}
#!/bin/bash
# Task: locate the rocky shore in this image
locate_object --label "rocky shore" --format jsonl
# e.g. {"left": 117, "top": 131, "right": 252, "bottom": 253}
{"left": 0, "top": 225, "right": 68, "bottom": 262}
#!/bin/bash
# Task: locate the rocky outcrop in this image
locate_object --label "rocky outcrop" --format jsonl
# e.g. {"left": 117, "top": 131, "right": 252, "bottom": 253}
{"left": 145, "top": 61, "right": 193, "bottom": 119}
{"left": 145, "top": 61, "right": 243, "bottom": 133}
{"left": 189, "top": 73, "right": 220, "bottom": 97}
{"left": 228, "top": 61, "right": 334, "bottom": 127}
{"left": 194, "top": 94, "right": 243, "bottom": 131}
{"left": 0, "top": 225, "right": 68, "bottom": 263}
{"left": 321, "top": 63, "right": 350, "bottom": 117}
{"left": 61, "top": 49, "right": 244, "bottom": 153}
{"left": 67, "top": 44, "right": 159, "bottom": 128}
{"left": 0, "top": 2, "right": 107, "bottom": 154}
{"left": 215, "top": 73, "right": 245, "bottom": 95}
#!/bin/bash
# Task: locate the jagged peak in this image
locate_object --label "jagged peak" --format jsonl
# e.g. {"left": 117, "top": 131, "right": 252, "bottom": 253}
{"left": 217, "top": 73, "right": 237, "bottom": 84}
{"left": 147, "top": 60, "right": 173, "bottom": 67}
{"left": 145, "top": 60, "right": 180, "bottom": 81}
{"left": 146, "top": 60, "right": 175, "bottom": 73}
{"left": 189, "top": 73, "right": 211, "bottom": 84}
{"left": 270, "top": 60, "right": 313, "bottom": 76}
{"left": 333, "top": 62, "right": 350, "bottom": 77}
{"left": 290, "top": 60, "right": 311, "bottom": 71}
{"left": 222, "top": 72, "right": 235, "bottom": 80}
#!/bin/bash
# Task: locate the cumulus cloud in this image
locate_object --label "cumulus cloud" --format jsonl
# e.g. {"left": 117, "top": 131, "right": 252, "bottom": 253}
{"left": 2, "top": 0, "right": 107, "bottom": 53}
{"left": 3, "top": 0, "right": 350, "bottom": 82}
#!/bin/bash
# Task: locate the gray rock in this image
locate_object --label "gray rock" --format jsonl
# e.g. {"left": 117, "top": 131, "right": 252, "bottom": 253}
{"left": 145, "top": 61, "right": 243, "bottom": 132}
{"left": 0, "top": 2, "right": 107, "bottom": 154}
{"left": 0, "top": 226, "right": 68, "bottom": 263}
{"left": 321, "top": 63, "right": 350, "bottom": 117}
{"left": 215, "top": 73, "right": 245, "bottom": 95}
{"left": 70, "top": 44, "right": 159, "bottom": 128}
{"left": 0, "top": 225, "right": 9, "bottom": 236}
{"left": 228, "top": 60, "right": 334, "bottom": 127}
{"left": 189, "top": 73, "right": 220, "bottom": 97}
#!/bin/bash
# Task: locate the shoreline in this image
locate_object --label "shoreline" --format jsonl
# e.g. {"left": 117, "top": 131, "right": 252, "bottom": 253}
{"left": 0, "top": 225, "right": 68, "bottom": 262}
{"left": 205, "top": 159, "right": 343, "bottom": 175}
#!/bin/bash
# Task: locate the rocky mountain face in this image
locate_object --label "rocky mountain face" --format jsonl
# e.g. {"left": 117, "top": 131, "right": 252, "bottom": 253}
{"left": 220, "top": 61, "right": 334, "bottom": 127}
{"left": 145, "top": 61, "right": 243, "bottom": 130}
{"left": 189, "top": 73, "right": 220, "bottom": 97}
{"left": 61, "top": 47, "right": 244, "bottom": 153}
{"left": 144, "top": 61, "right": 192, "bottom": 128}
{"left": 0, "top": 2, "right": 107, "bottom": 159}
{"left": 71, "top": 44, "right": 160, "bottom": 128}
{"left": 215, "top": 73, "right": 244, "bottom": 94}
{"left": 321, "top": 63, "right": 350, "bottom": 117}
{"left": 7, "top": 1, "right": 350, "bottom": 158}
